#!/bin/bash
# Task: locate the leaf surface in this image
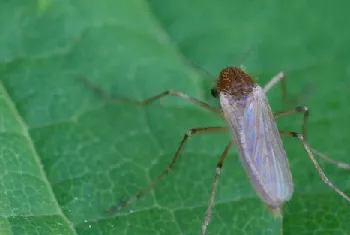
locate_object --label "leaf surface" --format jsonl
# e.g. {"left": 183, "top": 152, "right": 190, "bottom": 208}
{"left": 1, "top": 0, "right": 350, "bottom": 234}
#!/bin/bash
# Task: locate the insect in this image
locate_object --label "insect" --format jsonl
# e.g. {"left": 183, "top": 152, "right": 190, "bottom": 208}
{"left": 82, "top": 66, "right": 350, "bottom": 235}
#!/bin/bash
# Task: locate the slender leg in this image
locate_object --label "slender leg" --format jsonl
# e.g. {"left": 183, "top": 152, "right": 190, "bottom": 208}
{"left": 263, "top": 72, "right": 311, "bottom": 105}
{"left": 274, "top": 106, "right": 309, "bottom": 140}
{"left": 309, "top": 147, "right": 350, "bottom": 169}
{"left": 106, "top": 126, "right": 230, "bottom": 215}
{"left": 80, "top": 78, "right": 221, "bottom": 114}
{"left": 262, "top": 71, "right": 296, "bottom": 104}
{"left": 263, "top": 72, "right": 285, "bottom": 94}
{"left": 201, "top": 140, "right": 234, "bottom": 235}
{"left": 280, "top": 131, "right": 350, "bottom": 203}
{"left": 276, "top": 109, "right": 350, "bottom": 168}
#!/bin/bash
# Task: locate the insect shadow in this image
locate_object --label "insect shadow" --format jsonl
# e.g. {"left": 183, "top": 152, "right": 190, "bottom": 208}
{"left": 81, "top": 66, "right": 350, "bottom": 235}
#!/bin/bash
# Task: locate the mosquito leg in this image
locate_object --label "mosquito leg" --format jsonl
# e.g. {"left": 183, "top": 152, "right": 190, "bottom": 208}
{"left": 80, "top": 78, "right": 221, "bottom": 114}
{"left": 273, "top": 106, "right": 309, "bottom": 140}
{"left": 262, "top": 71, "right": 295, "bottom": 104}
{"left": 263, "top": 72, "right": 285, "bottom": 94}
{"left": 280, "top": 131, "right": 350, "bottom": 202}
{"left": 276, "top": 110, "right": 350, "bottom": 169}
{"left": 263, "top": 72, "right": 313, "bottom": 105}
{"left": 308, "top": 147, "right": 350, "bottom": 169}
{"left": 106, "top": 126, "right": 229, "bottom": 215}
{"left": 201, "top": 140, "right": 234, "bottom": 235}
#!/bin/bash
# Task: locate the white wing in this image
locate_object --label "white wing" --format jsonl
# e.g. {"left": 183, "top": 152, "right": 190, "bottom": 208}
{"left": 243, "top": 87, "right": 293, "bottom": 205}
{"left": 220, "top": 86, "right": 293, "bottom": 208}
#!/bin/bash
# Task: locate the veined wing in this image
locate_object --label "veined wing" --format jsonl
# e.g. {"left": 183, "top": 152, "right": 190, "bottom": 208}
{"left": 242, "top": 87, "right": 293, "bottom": 204}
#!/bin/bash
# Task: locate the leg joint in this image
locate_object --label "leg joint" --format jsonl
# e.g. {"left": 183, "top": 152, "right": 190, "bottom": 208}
{"left": 186, "top": 129, "right": 195, "bottom": 136}
{"left": 167, "top": 90, "right": 176, "bottom": 95}
{"left": 289, "top": 131, "right": 304, "bottom": 139}
{"left": 217, "top": 162, "right": 223, "bottom": 169}
{"left": 296, "top": 106, "right": 309, "bottom": 114}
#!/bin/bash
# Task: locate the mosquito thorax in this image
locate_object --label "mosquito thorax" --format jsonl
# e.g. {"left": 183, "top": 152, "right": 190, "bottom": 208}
{"left": 216, "top": 67, "right": 256, "bottom": 99}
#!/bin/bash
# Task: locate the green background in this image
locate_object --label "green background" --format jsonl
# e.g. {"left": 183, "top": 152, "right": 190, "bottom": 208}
{"left": 1, "top": 0, "right": 350, "bottom": 234}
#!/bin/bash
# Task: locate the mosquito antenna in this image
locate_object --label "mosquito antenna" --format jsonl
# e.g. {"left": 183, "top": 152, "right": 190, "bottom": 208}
{"left": 235, "top": 40, "right": 263, "bottom": 66}
{"left": 186, "top": 59, "right": 216, "bottom": 79}
{"left": 183, "top": 40, "right": 263, "bottom": 80}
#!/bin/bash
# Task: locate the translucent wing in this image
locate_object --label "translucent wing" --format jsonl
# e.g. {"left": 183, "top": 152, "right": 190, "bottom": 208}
{"left": 220, "top": 86, "right": 293, "bottom": 209}
{"left": 243, "top": 88, "right": 293, "bottom": 205}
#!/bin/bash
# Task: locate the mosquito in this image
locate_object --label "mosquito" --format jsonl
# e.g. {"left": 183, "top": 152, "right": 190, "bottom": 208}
{"left": 82, "top": 66, "right": 350, "bottom": 235}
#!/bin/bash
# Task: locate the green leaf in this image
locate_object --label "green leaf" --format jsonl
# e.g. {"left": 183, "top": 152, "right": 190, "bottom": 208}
{"left": 1, "top": 0, "right": 350, "bottom": 235}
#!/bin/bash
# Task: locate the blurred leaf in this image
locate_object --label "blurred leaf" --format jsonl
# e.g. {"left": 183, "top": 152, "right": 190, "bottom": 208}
{"left": 0, "top": 0, "right": 350, "bottom": 235}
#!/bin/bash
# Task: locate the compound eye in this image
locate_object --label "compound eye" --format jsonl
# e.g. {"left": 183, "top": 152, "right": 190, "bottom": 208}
{"left": 211, "top": 87, "right": 219, "bottom": 98}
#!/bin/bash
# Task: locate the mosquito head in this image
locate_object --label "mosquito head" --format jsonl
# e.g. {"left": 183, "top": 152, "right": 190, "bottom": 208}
{"left": 215, "top": 67, "right": 256, "bottom": 99}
